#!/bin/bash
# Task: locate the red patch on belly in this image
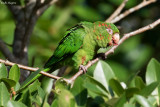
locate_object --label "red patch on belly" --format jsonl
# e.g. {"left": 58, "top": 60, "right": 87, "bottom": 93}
{"left": 81, "top": 56, "right": 86, "bottom": 65}
{"left": 80, "top": 44, "right": 83, "bottom": 48}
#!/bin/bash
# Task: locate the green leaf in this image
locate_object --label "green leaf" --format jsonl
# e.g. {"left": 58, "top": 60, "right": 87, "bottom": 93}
{"left": 109, "top": 79, "right": 124, "bottom": 96}
{"left": 14, "top": 82, "right": 20, "bottom": 91}
{"left": 86, "top": 96, "right": 106, "bottom": 106}
{"left": 125, "top": 88, "right": 139, "bottom": 98}
{"left": 146, "top": 58, "right": 160, "bottom": 102}
{"left": 7, "top": 101, "right": 27, "bottom": 107}
{"left": 0, "top": 78, "right": 16, "bottom": 88}
{"left": 71, "top": 77, "right": 87, "bottom": 106}
{"left": 9, "top": 64, "right": 20, "bottom": 83}
{"left": 83, "top": 75, "right": 108, "bottom": 98}
{"left": 28, "top": 80, "right": 40, "bottom": 93}
{"left": 83, "top": 82, "right": 108, "bottom": 98}
{"left": 114, "top": 94, "right": 127, "bottom": 107}
{"left": 41, "top": 76, "right": 54, "bottom": 95}
{"left": 51, "top": 99, "right": 58, "bottom": 107}
{"left": 30, "top": 95, "right": 41, "bottom": 106}
{"left": 134, "top": 95, "right": 152, "bottom": 107}
{"left": 93, "top": 60, "right": 115, "bottom": 91}
{"left": 37, "top": 86, "right": 45, "bottom": 104}
{"left": 147, "top": 96, "right": 157, "bottom": 106}
{"left": 106, "top": 98, "right": 119, "bottom": 106}
{"left": 41, "top": 75, "right": 54, "bottom": 107}
{"left": 124, "top": 103, "right": 135, "bottom": 107}
{"left": 42, "top": 96, "right": 50, "bottom": 107}
{"left": 18, "top": 80, "right": 41, "bottom": 106}
{"left": 0, "top": 63, "right": 8, "bottom": 79}
{"left": 86, "top": 75, "right": 108, "bottom": 93}
{"left": 20, "top": 69, "right": 41, "bottom": 89}
{"left": 139, "top": 82, "right": 159, "bottom": 97}
{"left": 0, "top": 82, "right": 10, "bottom": 106}
{"left": 21, "top": 89, "right": 32, "bottom": 107}
{"left": 127, "top": 71, "right": 140, "bottom": 87}
{"left": 55, "top": 78, "right": 69, "bottom": 94}
{"left": 146, "top": 58, "right": 160, "bottom": 84}
{"left": 58, "top": 89, "right": 77, "bottom": 107}
{"left": 134, "top": 76, "right": 145, "bottom": 89}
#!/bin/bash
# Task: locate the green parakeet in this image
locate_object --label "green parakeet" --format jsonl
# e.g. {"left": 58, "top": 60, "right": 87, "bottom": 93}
{"left": 44, "top": 21, "right": 120, "bottom": 73}
{"left": 23, "top": 21, "right": 120, "bottom": 87}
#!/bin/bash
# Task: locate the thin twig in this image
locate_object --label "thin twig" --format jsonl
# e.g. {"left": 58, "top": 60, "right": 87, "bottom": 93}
{"left": 20, "top": 0, "right": 58, "bottom": 53}
{"left": 67, "top": 18, "right": 160, "bottom": 84}
{"left": 105, "top": 19, "right": 160, "bottom": 55}
{"left": 37, "top": 0, "right": 58, "bottom": 16}
{"left": 106, "top": 0, "right": 128, "bottom": 22}
{"left": 111, "top": 0, "right": 156, "bottom": 23}
{"left": 0, "top": 59, "right": 60, "bottom": 80}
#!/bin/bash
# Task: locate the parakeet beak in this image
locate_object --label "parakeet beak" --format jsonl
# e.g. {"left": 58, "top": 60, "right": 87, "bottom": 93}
{"left": 112, "top": 33, "right": 120, "bottom": 45}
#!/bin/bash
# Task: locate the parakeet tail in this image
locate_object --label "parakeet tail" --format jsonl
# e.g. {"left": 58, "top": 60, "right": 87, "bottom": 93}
{"left": 43, "top": 67, "right": 51, "bottom": 72}
{"left": 23, "top": 67, "right": 51, "bottom": 88}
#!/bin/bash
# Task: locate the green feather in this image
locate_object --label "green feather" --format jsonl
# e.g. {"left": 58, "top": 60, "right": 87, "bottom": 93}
{"left": 44, "top": 23, "right": 86, "bottom": 69}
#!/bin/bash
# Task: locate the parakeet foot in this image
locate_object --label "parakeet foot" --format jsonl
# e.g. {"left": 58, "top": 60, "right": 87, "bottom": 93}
{"left": 79, "top": 65, "right": 87, "bottom": 74}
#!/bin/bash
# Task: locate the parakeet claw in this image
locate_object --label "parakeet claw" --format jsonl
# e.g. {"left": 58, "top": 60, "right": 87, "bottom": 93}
{"left": 79, "top": 65, "right": 87, "bottom": 74}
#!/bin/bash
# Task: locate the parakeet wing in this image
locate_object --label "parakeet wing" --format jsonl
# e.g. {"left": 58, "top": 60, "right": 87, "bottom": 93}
{"left": 44, "top": 24, "right": 86, "bottom": 68}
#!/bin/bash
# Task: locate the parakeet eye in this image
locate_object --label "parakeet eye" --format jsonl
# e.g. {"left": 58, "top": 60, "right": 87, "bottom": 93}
{"left": 106, "top": 28, "right": 113, "bottom": 35}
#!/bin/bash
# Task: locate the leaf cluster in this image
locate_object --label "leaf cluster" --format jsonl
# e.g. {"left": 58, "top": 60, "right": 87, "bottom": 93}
{"left": 0, "top": 58, "right": 160, "bottom": 107}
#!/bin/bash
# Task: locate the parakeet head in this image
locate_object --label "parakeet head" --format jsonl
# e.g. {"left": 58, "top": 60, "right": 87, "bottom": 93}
{"left": 92, "top": 21, "right": 120, "bottom": 47}
{"left": 105, "top": 23, "right": 120, "bottom": 46}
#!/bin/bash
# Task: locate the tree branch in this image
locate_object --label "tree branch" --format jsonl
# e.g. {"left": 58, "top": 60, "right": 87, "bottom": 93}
{"left": 105, "top": 0, "right": 128, "bottom": 22}
{"left": 111, "top": 0, "right": 156, "bottom": 23}
{"left": 0, "top": 39, "right": 16, "bottom": 61}
{"left": 20, "top": 0, "right": 58, "bottom": 57}
{"left": 0, "top": 59, "right": 60, "bottom": 80}
{"left": 37, "top": 0, "right": 58, "bottom": 16}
